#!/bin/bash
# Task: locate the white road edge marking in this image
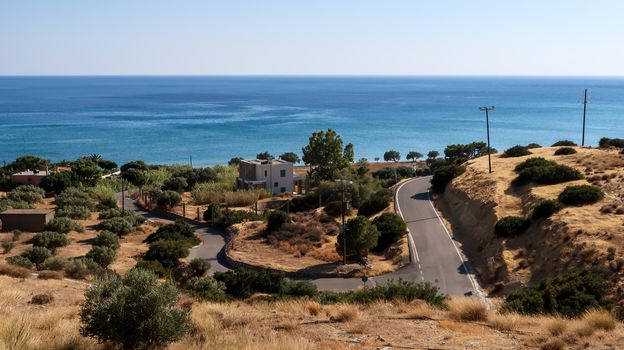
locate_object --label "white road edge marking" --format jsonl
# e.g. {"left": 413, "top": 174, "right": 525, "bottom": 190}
{"left": 395, "top": 180, "right": 423, "bottom": 279}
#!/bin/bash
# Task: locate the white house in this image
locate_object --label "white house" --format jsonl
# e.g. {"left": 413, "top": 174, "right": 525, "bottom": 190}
{"left": 237, "top": 159, "right": 304, "bottom": 195}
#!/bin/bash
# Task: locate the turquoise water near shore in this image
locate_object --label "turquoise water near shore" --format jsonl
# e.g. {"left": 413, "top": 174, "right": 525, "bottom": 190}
{"left": 1, "top": 76, "right": 623, "bottom": 166}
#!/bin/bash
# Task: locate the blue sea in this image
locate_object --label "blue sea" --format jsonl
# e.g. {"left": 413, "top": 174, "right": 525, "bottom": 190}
{"left": 1, "top": 76, "right": 624, "bottom": 166}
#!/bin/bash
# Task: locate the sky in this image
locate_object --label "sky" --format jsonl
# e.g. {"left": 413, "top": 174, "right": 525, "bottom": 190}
{"left": 1, "top": 0, "right": 624, "bottom": 76}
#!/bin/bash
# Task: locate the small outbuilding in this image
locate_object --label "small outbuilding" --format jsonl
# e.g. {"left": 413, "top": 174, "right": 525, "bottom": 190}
{"left": 11, "top": 170, "right": 49, "bottom": 186}
{"left": 0, "top": 209, "right": 55, "bottom": 232}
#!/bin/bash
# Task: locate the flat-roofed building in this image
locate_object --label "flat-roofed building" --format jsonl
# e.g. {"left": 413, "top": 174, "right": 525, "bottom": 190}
{"left": 0, "top": 209, "right": 55, "bottom": 232}
{"left": 11, "top": 170, "right": 49, "bottom": 186}
{"left": 237, "top": 159, "right": 296, "bottom": 195}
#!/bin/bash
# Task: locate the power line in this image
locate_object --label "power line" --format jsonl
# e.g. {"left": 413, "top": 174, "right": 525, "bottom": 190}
{"left": 479, "top": 106, "right": 495, "bottom": 174}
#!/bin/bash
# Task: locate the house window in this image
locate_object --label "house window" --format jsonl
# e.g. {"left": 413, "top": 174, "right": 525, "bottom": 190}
{"left": 280, "top": 169, "right": 286, "bottom": 177}
{"left": 264, "top": 170, "right": 268, "bottom": 177}
{"left": 280, "top": 187, "right": 286, "bottom": 193}
{"left": 274, "top": 182, "right": 278, "bottom": 187}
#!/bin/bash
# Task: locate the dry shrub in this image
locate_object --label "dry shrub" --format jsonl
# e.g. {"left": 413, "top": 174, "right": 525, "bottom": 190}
{"left": 266, "top": 211, "right": 339, "bottom": 260}
{"left": 330, "top": 305, "right": 359, "bottom": 322}
{"left": 581, "top": 309, "right": 616, "bottom": 332}
{"left": 541, "top": 338, "right": 566, "bottom": 350}
{"left": 193, "top": 302, "right": 257, "bottom": 329}
{"left": 447, "top": 298, "right": 488, "bottom": 322}
{"left": 29, "top": 293, "right": 54, "bottom": 305}
{"left": 307, "top": 301, "right": 322, "bottom": 316}
{"left": 489, "top": 313, "right": 521, "bottom": 332}
{"left": 400, "top": 300, "right": 436, "bottom": 320}
{"left": 543, "top": 317, "right": 567, "bottom": 336}
{"left": 37, "top": 270, "right": 64, "bottom": 280}
{"left": 344, "top": 321, "right": 367, "bottom": 334}
{"left": 0, "top": 264, "right": 31, "bottom": 279}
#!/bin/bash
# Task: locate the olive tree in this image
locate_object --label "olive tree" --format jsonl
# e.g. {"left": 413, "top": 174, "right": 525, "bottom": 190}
{"left": 80, "top": 269, "right": 191, "bottom": 350}
{"left": 336, "top": 216, "right": 380, "bottom": 260}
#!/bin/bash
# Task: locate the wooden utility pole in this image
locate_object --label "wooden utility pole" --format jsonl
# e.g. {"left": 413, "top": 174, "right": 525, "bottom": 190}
{"left": 582, "top": 89, "right": 588, "bottom": 147}
{"left": 479, "top": 106, "right": 495, "bottom": 173}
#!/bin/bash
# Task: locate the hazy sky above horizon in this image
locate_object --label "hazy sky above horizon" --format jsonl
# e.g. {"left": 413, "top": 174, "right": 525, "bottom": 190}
{"left": 2, "top": 1, "right": 624, "bottom": 76}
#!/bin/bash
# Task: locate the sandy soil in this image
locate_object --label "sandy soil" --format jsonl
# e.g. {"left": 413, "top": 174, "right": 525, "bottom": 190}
{"left": 436, "top": 146, "right": 624, "bottom": 297}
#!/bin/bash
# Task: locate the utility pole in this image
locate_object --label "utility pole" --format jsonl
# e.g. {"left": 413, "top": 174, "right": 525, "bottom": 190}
{"left": 190, "top": 155, "right": 193, "bottom": 167}
{"left": 341, "top": 179, "right": 347, "bottom": 265}
{"left": 479, "top": 106, "right": 495, "bottom": 174}
{"left": 582, "top": 89, "right": 588, "bottom": 147}
{"left": 121, "top": 179, "right": 125, "bottom": 211}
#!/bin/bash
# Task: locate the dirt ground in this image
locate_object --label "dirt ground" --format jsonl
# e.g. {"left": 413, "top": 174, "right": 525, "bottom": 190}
{"left": 436, "top": 146, "right": 624, "bottom": 297}
{"left": 1, "top": 274, "right": 623, "bottom": 350}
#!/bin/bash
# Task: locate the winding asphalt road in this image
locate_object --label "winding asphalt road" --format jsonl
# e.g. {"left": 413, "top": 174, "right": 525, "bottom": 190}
{"left": 120, "top": 177, "right": 478, "bottom": 296}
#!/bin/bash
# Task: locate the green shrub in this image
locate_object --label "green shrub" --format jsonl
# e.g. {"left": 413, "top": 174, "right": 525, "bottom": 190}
{"left": 558, "top": 185, "right": 604, "bottom": 206}
{"left": 162, "top": 177, "right": 188, "bottom": 193}
{"left": 502, "top": 270, "right": 609, "bottom": 317}
{"left": 513, "top": 158, "right": 583, "bottom": 186}
{"left": 372, "top": 212, "right": 407, "bottom": 250}
{"left": 134, "top": 259, "right": 169, "bottom": 278}
{"left": 324, "top": 200, "right": 344, "bottom": 217}
{"left": 21, "top": 247, "right": 52, "bottom": 269}
{"left": 202, "top": 203, "right": 222, "bottom": 222}
{"left": 7, "top": 185, "right": 44, "bottom": 204}
{"left": 31, "top": 231, "right": 70, "bottom": 253}
{"left": 56, "top": 205, "right": 91, "bottom": 219}
{"left": 494, "top": 216, "right": 530, "bottom": 237}
{"left": 188, "top": 258, "right": 211, "bottom": 278}
{"left": 93, "top": 230, "right": 120, "bottom": 250}
{"left": 431, "top": 164, "right": 466, "bottom": 193}
{"left": 336, "top": 216, "right": 380, "bottom": 260}
{"left": 7, "top": 255, "right": 33, "bottom": 269}
{"left": 40, "top": 256, "right": 69, "bottom": 271}
{"left": 213, "top": 269, "right": 285, "bottom": 299}
{"left": 184, "top": 276, "right": 228, "bottom": 301}
{"left": 145, "top": 220, "right": 199, "bottom": 248}
{"left": 99, "top": 208, "right": 145, "bottom": 227}
{"left": 64, "top": 258, "right": 102, "bottom": 279}
{"left": 55, "top": 187, "right": 96, "bottom": 211}
{"left": 554, "top": 147, "right": 577, "bottom": 156}
{"left": 552, "top": 140, "right": 577, "bottom": 147}
{"left": 266, "top": 210, "right": 291, "bottom": 232}
{"left": 144, "top": 241, "right": 189, "bottom": 268}
{"left": 80, "top": 269, "right": 191, "bottom": 350}
{"left": 156, "top": 190, "right": 182, "bottom": 210}
{"left": 2, "top": 241, "right": 15, "bottom": 254}
{"left": 357, "top": 189, "right": 392, "bottom": 216}
{"left": 45, "top": 217, "right": 84, "bottom": 233}
{"left": 214, "top": 210, "right": 263, "bottom": 228}
{"left": 12, "top": 230, "right": 22, "bottom": 241}
{"left": 527, "top": 143, "right": 542, "bottom": 149}
{"left": 598, "top": 137, "right": 624, "bottom": 148}
{"left": 85, "top": 246, "right": 117, "bottom": 268}
{"left": 502, "top": 145, "right": 531, "bottom": 158}
{"left": 100, "top": 217, "right": 134, "bottom": 235}
{"left": 41, "top": 171, "right": 77, "bottom": 194}
{"left": 89, "top": 183, "right": 117, "bottom": 209}
{"left": 279, "top": 280, "right": 318, "bottom": 298}
{"left": 531, "top": 199, "right": 563, "bottom": 220}
{"left": 318, "top": 279, "right": 445, "bottom": 307}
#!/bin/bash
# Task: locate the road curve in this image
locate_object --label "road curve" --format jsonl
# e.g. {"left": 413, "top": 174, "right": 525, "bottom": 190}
{"left": 393, "top": 177, "right": 476, "bottom": 296}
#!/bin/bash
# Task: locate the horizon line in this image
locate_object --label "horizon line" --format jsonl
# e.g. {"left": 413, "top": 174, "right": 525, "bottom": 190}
{"left": 2, "top": 74, "right": 624, "bottom": 79}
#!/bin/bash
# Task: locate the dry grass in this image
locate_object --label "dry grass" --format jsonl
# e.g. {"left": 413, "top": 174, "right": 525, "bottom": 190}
{"left": 446, "top": 297, "right": 488, "bottom": 322}
{"left": 542, "top": 317, "right": 567, "bottom": 336}
{"left": 541, "top": 338, "right": 566, "bottom": 350}
{"left": 581, "top": 309, "right": 616, "bottom": 332}
{"left": 0, "top": 264, "right": 31, "bottom": 279}
{"left": 488, "top": 312, "right": 522, "bottom": 332}
{"left": 329, "top": 305, "right": 359, "bottom": 322}
{"left": 37, "top": 271, "right": 64, "bottom": 280}
{"left": 306, "top": 301, "right": 322, "bottom": 316}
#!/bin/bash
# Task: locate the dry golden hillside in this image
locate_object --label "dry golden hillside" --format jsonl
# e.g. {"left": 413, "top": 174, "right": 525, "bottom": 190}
{"left": 436, "top": 147, "right": 624, "bottom": 299}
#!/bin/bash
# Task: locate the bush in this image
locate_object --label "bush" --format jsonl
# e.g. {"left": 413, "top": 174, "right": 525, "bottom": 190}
{"left": 0, "top": 263, "right": 32, "bottom": 278}
{"left": 188, "top": 258, "right": 211, "bottom": 278}
{"left": 156, "top": 190, "right": 182, "bottom": 210}
{"left": 502, "top": 270, "right": 609, "bottom": 317}
{"left": 554, "top": 147, "right": 577, "bottom": 156}
{"left": 21, "top": 247, "right": 52, "bottom": 269}
{"left": 494, "top": 216, "right": 530, "bottom": 237}
{"left": 40, "top": 256, "right": 69, "bottom": 271}
{"left": 213, "top": 269, "right": 285, "bottom": 299}
{"left": 144, "top": 241, "right": 189, "bottom": 268}
{"left": 319, "top": 279, "right": 445, "bottom": 307}
{"left": 279, "top": 280, "right": 318, "bottom": 298}
{"left": 31, "top": 231, "right": 70, "bottom": 253}
{"left": 55, "top": 187, "right": 96, "bottom": 211}
{"left": 214, "top": 210, "right": 263, "bottom": 228}
{"left": 447, "top": 298, "right": 488, "bottom": 321}
{"left": 89, "top": 183, "right": 117, "bottom": 209}
{"left": 162, "top": 177, "right": 188, "bottom": 193}
{"left": 598, "top": 137, "right": 624, "bottom": 148}
{"left": 531, "top": 199, "right": 563, "bottom": 220}
{"left": 552, "top": 140, "right": 577, "bottom": 147}
{"left": 324, "top": 200, "right": 344, "bottom": 217}
{"left": 431, "top": 164, "right": 466, "bottom": 193}
{"left": 357, "top": 189, "right": 391, "bottom": 217}
{"left": 145, "top": 220, "right": 199, "bottom": 248}
{"left": 38, "top": 270, "right": 64, "bottom": 280}
{"left": 80, "top": 269, "right": 191, "bottom": 350}
{"left": 558, "top": 185, "right": 604, "bottom": 206}
{"left": 267, "top": 210, "right": 291, "bottom": 232}
{"left": 6, "top": 255, "right": 33, "bottom": 269}
{"left": 202, "top": 203, "right": 222, "bottom": 222}
{"left": 513, "top": 158, "right": 583, "bottom": 186}
{"left": 372, "top": 212, "right": 407, "bottom": 250}
{"left": 86, "top": 246, "right": 117, "bottom": 268}
{"left": 64, "top": 258, "right": 102, "bottom": 279}
{"left": 7, "top": 185, "right": 44, "bottom": 204}
{"left": 31, "top": 293, "right": 54, "bottom": 304}
{"left": 93, "top": 230, "right": 120, "bottom": 250}
{"left": 99, "top": 208, "right": 145, "bottom": 227}
{"left": 527, "top": 143, "right": 542, "bottom": 149}
{"left": 134, "top": 259, "right": 169, "bottom": 278}
{"left": 336, "top": 216, "right": 380, "bottom": 260}
{"left": 45, "top": 217, "right": 84, "bottom": 233}
{"left": 184, "top": 276, "right": 228, "bottom": 301}
{"left": 502, "top": 145, "right": 531, "bottom": 158}
{"left": 2, "top": 241, "right": 15, "bottom": 254}
{"left": 41, "top": 171, "right": 77, "bottom": 194}
{"left": 100, "top": 217, "right": 134, "bottom": 235}
{"left": 56, "top": 205, "right": 91, "bottom": 219}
